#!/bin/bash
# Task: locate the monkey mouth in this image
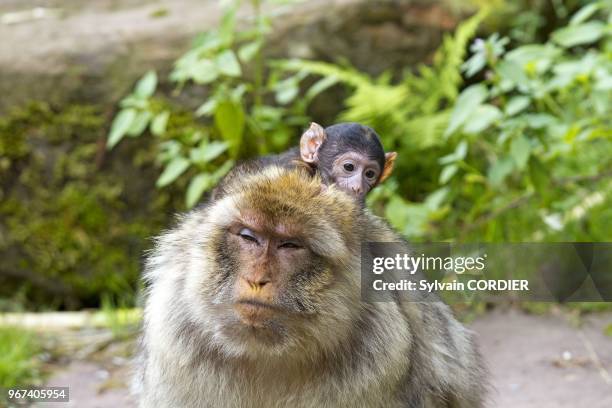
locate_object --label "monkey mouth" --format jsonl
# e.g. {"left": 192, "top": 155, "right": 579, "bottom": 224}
{"left": 233, "top": 299, "right": 283, "bottom": 327}
{"left": 236, "top": 299, "right": 281, "bottom": 310}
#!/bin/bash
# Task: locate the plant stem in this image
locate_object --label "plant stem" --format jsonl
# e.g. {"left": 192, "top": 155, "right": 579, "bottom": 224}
{"left": 250, "top": 0, "right": 267, "bottom": 154}
{"left": 252, "top": 0, "right": 264, "bottom": 109}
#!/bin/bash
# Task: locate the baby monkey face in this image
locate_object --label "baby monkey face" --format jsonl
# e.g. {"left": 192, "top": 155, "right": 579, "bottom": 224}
{"left": 330, "top": 151, "right": 381, "bottom": 199}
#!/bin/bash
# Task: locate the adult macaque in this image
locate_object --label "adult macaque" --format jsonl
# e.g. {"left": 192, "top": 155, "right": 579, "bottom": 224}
{"left": 135, "top": 165, "right": 487, "bottom": 407}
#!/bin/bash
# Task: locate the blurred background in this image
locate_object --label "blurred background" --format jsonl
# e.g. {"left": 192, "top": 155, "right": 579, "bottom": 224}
{"left": 0, "top": 0, "right": 610, "bottom": 406}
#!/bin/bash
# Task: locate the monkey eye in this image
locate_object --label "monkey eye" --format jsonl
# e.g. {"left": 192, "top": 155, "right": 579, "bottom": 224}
{"left": 365, "top": 169, "right": 377, "bottom": 179}
{"left": 278, "top": 241, "right": 302, "bottom": 250}
{"left": 238, "top": 228, "right": 259, "bottom": 244}
{"left": 343, "top": 163, "right": 355, "bottom": 172}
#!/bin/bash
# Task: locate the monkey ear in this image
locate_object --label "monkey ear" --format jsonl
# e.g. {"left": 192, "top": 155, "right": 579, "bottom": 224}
{"left": 379, "top": 152, "right": 397, "bottom": 183}
{"left": 300, "top": 122, "right": 326, "bottom": 163}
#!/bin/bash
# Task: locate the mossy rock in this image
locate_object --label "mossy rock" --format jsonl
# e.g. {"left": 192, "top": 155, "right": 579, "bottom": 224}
{"left": 0, "top": 102, "right": 179, "bottom": 310}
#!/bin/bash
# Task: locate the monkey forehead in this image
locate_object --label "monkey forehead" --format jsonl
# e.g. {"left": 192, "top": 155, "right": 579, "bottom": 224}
{"left": 332, "top": 151, "right": 382, "bottom": 170}
{"left": 242, "top": 167, "right": 354, "bottom": 210}
{"left": 235, "top": 210, "right": 303, "bottom": 237}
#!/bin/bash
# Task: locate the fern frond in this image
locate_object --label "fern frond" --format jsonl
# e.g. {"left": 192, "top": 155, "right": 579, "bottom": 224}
{"left": 277, "top": 59, "right": 409, "bottom": 126}
{"left": 409, "top": 8, "right": 489, "bottom": 114}
{"left": 275, "top": 59, "right": 373, "bottom": 88}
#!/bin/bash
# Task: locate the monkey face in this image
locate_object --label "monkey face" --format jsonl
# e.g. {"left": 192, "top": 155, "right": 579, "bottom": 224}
{"left": 209, "top": 216, "right": 335, "bottom": 354}
{"left": 186, "top": 168, "right": 362, "bottom": 357}
{"left": 328, "top": 151, "right": 381, "bottom": 200}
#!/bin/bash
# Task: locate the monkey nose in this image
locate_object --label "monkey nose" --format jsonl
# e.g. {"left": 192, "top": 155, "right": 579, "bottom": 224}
{"left": 243, "top": 277, "right": 270, "bottom": 291}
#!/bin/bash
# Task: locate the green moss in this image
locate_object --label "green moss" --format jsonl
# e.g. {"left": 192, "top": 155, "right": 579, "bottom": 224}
{"left": 0, "top": 102, "right": 177, "bottom": 310}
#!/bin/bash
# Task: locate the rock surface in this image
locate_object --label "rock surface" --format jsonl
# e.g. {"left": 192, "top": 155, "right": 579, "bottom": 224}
{"left": 0, "top": 0, "right": 460, "bottom": 113}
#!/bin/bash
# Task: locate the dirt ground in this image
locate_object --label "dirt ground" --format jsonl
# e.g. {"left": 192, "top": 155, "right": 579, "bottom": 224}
{"left": 472, "top": 310, "right": 612, "bottom": 408}
{"left": 35, "top": 309, "right": 612, "bottom": 408}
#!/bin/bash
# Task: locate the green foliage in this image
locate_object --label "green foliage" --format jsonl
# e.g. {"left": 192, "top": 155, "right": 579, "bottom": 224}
{"left": 0, "top": 327, "right": 41, "bottom": 388}
{"left": 105, "top": 1, "right": 610, "bottom": 245}
{"left": 107, "top": 0, "right": 325, "bottom": 208}
{"left": 0, "top": 103, "right": 175, "bottom": 310}
{"left": 280, "top": 4, "right": 611, "bottom": 242}
{"left": 279, "top": 9, "right": 488, "bottom": 238}
{"left": 485, "top": 0, "right": 594, "bottom": 44}
{"left": 440, "top": 1, "right": 612, "bottom": 241}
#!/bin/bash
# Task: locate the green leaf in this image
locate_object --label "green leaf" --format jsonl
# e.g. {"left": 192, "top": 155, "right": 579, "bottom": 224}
{"left": 523, "top": 113, "right": 557, "bottom": 129}
{"left": 191, "top": 60, "right": 219, "bottom": 84}
{"left": 157, "top": 140, "right": 181, "bottom": 163}
{"left": 275, "top": 83, "right": 299, "bottom": 105}
{"left": 195, "top": 99, "right": 218, "bottom": 117}
{"left": 120, "top": 95, "right": 148, "bottom": 109}
{"left": 212, "top": 159, "right": 235, "bottom": 179}
{"left": 230, "top": 84, "right": 248, "bottom": 101}
{"left": 304, "top": 76, "right": 339, "bottom": 102}
{"left": 156, "top": 157, "right": 190, "bottom": 188}
{"left": 214, "top": 101, "right": 245, "bottom": 157}
{"left": 463, "top": 105, "right": 502, "bottom": 134}
{"left": 510, "top": 135, "right": 531, "bottom": 170}
{"left": 384, "top": 196, "right": 429, "bottom": 238}
{"left": 238, "top": 41, "right": 262, "bottom": 62}
{"left": 506, "top": 44, "right": 561, "bottom": 74}
{"left": 462, "top": 53, "right": 487, "bottom": 78}
{"left": 445, "top": 84, "right": 488, "bottom": 136}
{"left": 505, "top": 96, "right": 530, "bottom": 116}
{"left": 424, "top": 187, "right": 450, "bottom": 211}
{"left": 569, "top": 3, "right": 600, "bottom": 26}
{"left": 216, "top": 50, "right": 242, "bottom": 77}
{"left": 439, "top": 164, "right": 459, "bottom": 184}
{"left": 497, "top": 60, "right": 529, "bottom": 88}
{"left": 151, "top": 111, "right": 170, "bottom": 136}
{"left": 201, "top": 141, "right": 228, "bottom": 161}
{"left": 107, "top": 109, "right": 136, "bottom": 149}
{"left": 219, "top": 6, "right": 236, "bottom": 45}
{"left": 552, "top": 22, "right": 605, "bottom": 48}
{"left": 528, "top": 157, "right": 552, "bottom": 202}
{"left": 185, "top": 173, "right": 214, "bottom": 208}
{"left": 134, "top": 71, "right": 157, "bottom": 98}
{"left": 192, "top": 32, "right": 222, "bottom": 52}
{"left": 127, "top": 110, "right": 153, "bottom": 136}
{"left": 488, "top": 156, "right": 514, "bottom": 186}
{"left": 190, "top": 141, "right": 228, "bottom": 164}
{"left": 455, "top": 140, "right": 468, "bottom": 160}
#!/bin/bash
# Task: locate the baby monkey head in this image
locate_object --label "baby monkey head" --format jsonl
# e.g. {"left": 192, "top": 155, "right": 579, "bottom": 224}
{"left": 193, "top": 167, "right": 362, "bottom": 358}
{"left": 300, "top": 122, "right": 397, "bottom": 201}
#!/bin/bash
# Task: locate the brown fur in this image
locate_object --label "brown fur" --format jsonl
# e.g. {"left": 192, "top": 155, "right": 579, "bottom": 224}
{"left": 134, "top": 166, "right": 487, "bottom": 408}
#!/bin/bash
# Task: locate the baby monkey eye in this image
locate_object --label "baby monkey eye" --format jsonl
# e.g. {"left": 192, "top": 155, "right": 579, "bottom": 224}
{"left": 238, "top": 228, "right": 258, "bottom": 243}
{"left": 365, "top": 169, "right": 377, "bottom": 179}
{"left": 343, "top": 163, "right": 355, "bottom": 172}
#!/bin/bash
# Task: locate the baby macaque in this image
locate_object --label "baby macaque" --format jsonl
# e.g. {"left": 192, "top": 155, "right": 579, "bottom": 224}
{"left": 297, "top": 122, "right": 396, "bottom": 200}
{"left": 212, "top": 122, "right": 396, "bottom": 203}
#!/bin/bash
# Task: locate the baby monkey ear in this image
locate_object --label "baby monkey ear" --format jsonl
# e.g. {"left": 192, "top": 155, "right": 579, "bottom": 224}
{"left": 379, "top": 152, "right": 398, "bottom": 183}
{"left": 300, "top": 122, "right": 326, "bottom": 163}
